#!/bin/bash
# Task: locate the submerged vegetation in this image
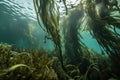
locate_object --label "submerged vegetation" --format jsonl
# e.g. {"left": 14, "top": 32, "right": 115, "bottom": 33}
{"left": 0, "top": 43, "right": 118, "bottom": 80}
{"left": 33, "top": 0, "right": 64, "bottom": 68}
{"left": 0, "top": 43, "right": 64, "bottom": 80}
{"left": 0, "top": 0, "right": 120, "bottom": 80}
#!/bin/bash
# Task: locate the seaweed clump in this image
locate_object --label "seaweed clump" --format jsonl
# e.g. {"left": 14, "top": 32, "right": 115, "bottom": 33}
{"left": 0, "top": 43, "right": 119, "bottom": 80}
{"left": 0, "top": 43, "right": 70, "bottom": 80}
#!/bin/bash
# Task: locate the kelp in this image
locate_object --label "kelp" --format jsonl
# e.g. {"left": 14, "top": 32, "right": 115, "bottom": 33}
{"left": 0, "top": 64, "right": 31, "bottom": 76}
{"left": 0, "top": 44, "right": 118, "bottom": 79}
{"left": 32, "top": 0, "right": 120, "bottom": 79}
{"left": 60, "top": 0, "right": 120, "bottom": 78}
{"left": 63, "top": 7, "right": 86, "bottom": 65}
{"left": 33, "top": 0, "right": 64, "bottom": 68}
{"left": 0, "top": 43, "right": 68, "bottom": 80}
{"left": 79, "top": 0, "right": 120, "bottom": 77}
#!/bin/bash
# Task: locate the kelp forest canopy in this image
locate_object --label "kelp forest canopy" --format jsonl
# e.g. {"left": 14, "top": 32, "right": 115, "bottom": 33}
{"left": 33, "top": 0, "right": 120, "bottom": 70}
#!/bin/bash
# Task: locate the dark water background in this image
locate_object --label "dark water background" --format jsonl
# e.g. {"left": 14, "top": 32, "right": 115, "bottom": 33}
{"left": 0, "top": 0, "right": 105, "bottom": 52}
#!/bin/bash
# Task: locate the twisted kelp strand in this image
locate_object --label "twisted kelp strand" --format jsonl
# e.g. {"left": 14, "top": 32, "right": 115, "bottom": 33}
{"left": 33, "top": 0, "right": 64, "bottom": 68}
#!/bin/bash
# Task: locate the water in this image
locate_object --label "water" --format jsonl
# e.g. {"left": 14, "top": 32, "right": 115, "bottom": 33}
{"left": 0, "top": 0, "right": 103, "bottom": 53}
{"left": 0, "top": 0, "right": 54, "bottom": 50}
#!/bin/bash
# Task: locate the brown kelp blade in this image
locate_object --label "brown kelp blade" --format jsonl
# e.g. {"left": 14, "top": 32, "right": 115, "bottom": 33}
{"left": 33, "top": 0, "right": 64, "bottom": 68}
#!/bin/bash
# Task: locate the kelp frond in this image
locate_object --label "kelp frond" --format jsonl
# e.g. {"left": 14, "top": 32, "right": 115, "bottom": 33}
{"left": 79, "top": 0, "right": 120, "bottom": 77}
{"left": 63, "top": 8, "right": 86, "bottom": 64}
{"left": 33, "top": 0, "right": 64, "bottom": 68}
{"left": 0, "top": 64, "right": 31, "bottom": 76}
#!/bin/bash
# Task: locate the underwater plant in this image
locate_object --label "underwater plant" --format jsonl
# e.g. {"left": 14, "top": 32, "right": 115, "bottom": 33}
{"left": 0, "top": 43, "right": 66, "bottom": 80}
{"left": 79, "top": 0, "right": 120, "bottom": 77}
{"left": 62, "top": 7, "right": 91, "bottom": 65}
{"left": 33, "top": 0, "right": 120, "bottom": 79}
{"left": 33, "top": 0, "right": 64, "bottom": 69}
